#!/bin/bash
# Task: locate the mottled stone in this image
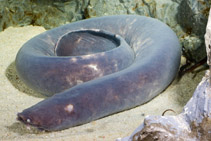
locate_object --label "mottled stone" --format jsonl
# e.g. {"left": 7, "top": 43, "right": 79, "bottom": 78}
{"left": 0, "top": 0, "right": 88, "bottom": 30}
{"left": 177, "top": 0, "right": 210, "bottom": 61}
{"left": 84, "top": 0, "right": 127, "bottom": 18}
{"left": 126, "top": 0, "right": 156, "bottom": 17}
{"left": 177, "top": 0, "right": 210, "bottom": 37}
{"left": 153, "top": 0, "right": 187, "bottom": 45}
{"left": 205, "top": 8, "right": 211, "bottom": 80}
{"left": 182, "top": 35, "right": 205, "bottom": 62}
{"left": 84, "top": 0, "right": 157, "bottom": 18}
{"left": 154, "top": 0, "right": 178, "bottom": 28}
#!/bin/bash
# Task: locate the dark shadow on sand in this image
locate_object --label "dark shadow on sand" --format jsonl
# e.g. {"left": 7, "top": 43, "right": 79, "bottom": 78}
{"left": 5, "top": 61, "right": 46, "bottom": 98}
{"left": 6, "top": 122, "right": 44, "bottom": 135}
{"left": 174, "top": 70, "right": 206, "bottom": 107}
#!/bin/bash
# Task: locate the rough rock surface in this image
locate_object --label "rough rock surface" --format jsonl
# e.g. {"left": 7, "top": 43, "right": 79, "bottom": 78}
{"left": 177, "top": 0, "right": 210, "bottom": 62}
{"left": 205, "top": 7, "right": 211, "bottom": 77}
{"left": 0, "top": 0, "right": 88, "bottom": 30}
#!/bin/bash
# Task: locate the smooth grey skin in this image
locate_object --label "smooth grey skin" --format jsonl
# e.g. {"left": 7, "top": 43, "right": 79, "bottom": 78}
{"left": 16, "top": 15, "right": 181, "bottom": 131}
{"left": 16, "top": 29, "right": 134, "bottom": 96}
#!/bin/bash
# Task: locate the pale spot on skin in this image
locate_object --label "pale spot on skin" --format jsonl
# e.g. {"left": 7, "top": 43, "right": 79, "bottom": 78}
{"left": 76, "top": 37, "right": 82, "bottom": 43}
{"left": 26, "top": 125, "right": 31, "bottom": 130}
{"left": 27, "top": 119, "right": 31, "bottom": 123}
{"left": 70, "top": 57, "right": 77, "bottom": 63}
{"left": 88, "top": 64, "right": 98, "bottom": 71}
{"left": 76, "top": 80, "right": 83, "bottom": 85}
{"left": 64, "top": 104, "right": 74, "bottom": 113}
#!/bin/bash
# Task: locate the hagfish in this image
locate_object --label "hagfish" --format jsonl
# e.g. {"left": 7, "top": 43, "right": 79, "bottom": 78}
{"left": 16, "top": 15, "right": 181, "bottom": 131}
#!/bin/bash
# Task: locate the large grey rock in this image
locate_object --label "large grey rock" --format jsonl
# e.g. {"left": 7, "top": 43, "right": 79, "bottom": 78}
{"left": 84, "top": 0, "right": 127, "bottom": 18}
{"left": 205, "top": 8, "right": 211, "bottom": 81}
{"left": 177, "top": 0, "right": 210, "bottom": 62}
{"left": 177, "top": 0, "right": 210, "bottom": 37}
{"left": 0, "top": 0, "right": 88, "bottom": 30}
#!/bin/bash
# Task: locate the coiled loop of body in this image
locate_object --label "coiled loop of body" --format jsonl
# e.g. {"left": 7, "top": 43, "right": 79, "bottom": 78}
{"left": 16, "top": 15, "right": 181, "bottom": 131}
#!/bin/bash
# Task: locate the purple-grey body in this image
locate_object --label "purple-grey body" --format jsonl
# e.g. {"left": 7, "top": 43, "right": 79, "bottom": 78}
{"left": 16, "top": 15, "right": 181, "bottom": 131}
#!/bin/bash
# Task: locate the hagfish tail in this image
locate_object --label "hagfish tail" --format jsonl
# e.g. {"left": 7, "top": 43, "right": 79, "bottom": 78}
{"left": 16, "top": 15, "right": 181, "bottom": 131}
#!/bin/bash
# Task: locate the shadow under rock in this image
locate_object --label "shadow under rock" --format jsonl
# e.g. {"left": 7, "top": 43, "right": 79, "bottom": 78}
{"left": 175, "top": 70, "right": 206, "bottom": 107}
{"left": 5, "top": 61, "right": 46, "bottom": 98}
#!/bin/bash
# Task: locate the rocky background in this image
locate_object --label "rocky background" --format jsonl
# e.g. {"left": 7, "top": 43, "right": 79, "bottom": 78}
{"left": 0, "top": 0, "right": 210, "bottom": 62}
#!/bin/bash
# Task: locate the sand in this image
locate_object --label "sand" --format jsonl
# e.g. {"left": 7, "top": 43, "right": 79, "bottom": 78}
{"left": 0, "top": 26, "right": 206, "bottom": 141}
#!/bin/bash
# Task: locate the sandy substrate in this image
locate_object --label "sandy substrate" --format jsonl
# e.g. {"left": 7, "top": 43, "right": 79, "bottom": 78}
{"left": 0, "top": 26, "right": 206, "bottom": 141}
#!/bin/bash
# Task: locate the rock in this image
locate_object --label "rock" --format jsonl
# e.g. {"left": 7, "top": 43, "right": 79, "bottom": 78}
{"left": 205, "top": 8, "right": 211, "bottom": 68}
{"left": 0, "top": 0, "right": 88, "bottom": 30}
{"left": 177, "top": 0, "right": 210, "bottom": 37}
{"left": 181, "top": 35, "right": 205, "bottom": 62}
{"left": 154, "top": 0, "right": 179, "bottom": 29}
{"left": 205, "top": 8, "right": 211, "bottom": 82}
{"left": 177, "top": 0, "right": 210, "bottom": 62}
{"left": 84, "top": 0, "right": 127, "bottom": 18}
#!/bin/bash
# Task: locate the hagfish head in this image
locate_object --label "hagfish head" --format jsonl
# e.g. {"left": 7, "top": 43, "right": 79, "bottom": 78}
{"left": 17, "top": 96, "right": 80, "bottom": 131}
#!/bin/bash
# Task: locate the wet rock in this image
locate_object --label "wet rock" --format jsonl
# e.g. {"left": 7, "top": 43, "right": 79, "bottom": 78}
{"left": 181, "top": 36, "right": 205, "bottom": 62}
{"left": 0, "top": 0, "right": 88, "bottom": 30}
{"left": 177, "top": 0, "right": 210, "bottom": 62}
{"left": 205, "top": 9, "right": 211, "bottom": 68}
{"left": 177, "top": 0, "right": 210, "bottom": 37}
{"left": 154, "top": 0, "right": 179, "bottom": 29}
{"left": 84, "top": 0, "right": 127, "bottom": 18}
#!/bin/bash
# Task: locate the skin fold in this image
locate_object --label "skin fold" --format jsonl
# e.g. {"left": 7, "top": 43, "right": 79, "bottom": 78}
{"left": 16, "top": 15, "right": 181, "bottom": 131}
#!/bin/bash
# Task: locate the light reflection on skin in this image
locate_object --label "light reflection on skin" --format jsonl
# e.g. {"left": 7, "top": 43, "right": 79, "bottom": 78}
{"left": 88, "top": 64, "right": 98, "bottom": 71}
